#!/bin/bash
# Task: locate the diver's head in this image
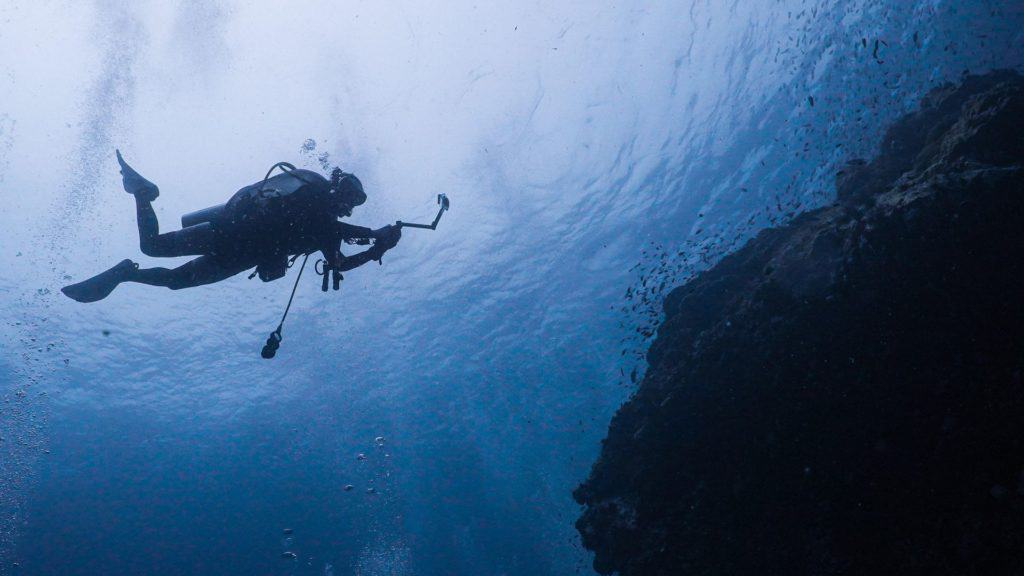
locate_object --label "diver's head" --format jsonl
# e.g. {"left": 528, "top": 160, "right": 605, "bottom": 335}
{"left": 330, "top": 168, "right": 366, "bottom": 217}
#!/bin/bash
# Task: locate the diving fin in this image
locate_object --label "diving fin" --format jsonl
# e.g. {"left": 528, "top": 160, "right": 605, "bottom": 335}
{"left": 115, "top": 149, "right": 159, "bottom": 202}
{"left": 61, "top": 259, "right": 138, "bottom": 303}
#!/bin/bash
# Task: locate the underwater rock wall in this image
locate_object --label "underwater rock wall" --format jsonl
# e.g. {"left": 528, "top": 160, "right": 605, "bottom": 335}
{"left": 575, "top": 70, "right": 1024, "bottom": 575}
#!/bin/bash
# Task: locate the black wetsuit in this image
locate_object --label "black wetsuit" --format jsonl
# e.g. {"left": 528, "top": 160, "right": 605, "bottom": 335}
{"left": 132, "top": 169, "right": 374, "bottom": 290}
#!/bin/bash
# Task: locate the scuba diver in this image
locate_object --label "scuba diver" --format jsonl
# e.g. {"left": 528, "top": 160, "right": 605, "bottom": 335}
{"left": 61, "top": 150, "right": 403, "bottom": 303}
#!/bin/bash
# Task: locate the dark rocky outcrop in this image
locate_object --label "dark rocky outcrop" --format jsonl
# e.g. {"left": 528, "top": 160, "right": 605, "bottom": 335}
{"left": 575, "top": 71, "right": 1024, "bottom": 575}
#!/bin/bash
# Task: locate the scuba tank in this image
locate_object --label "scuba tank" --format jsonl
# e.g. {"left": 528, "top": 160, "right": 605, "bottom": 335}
{"left": 179, "top": 163, "right": 321, "bottom": 229}
{"left": 181, "top": 204, "right": 225, "bottom": 228}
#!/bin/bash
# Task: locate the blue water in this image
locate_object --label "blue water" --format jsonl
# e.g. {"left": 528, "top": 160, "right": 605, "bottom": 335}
{"left": 1, "top": 2, "right": 1021, "bottom": 574}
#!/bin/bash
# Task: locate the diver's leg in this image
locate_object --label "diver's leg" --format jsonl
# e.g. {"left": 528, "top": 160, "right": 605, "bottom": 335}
{"left": 117, "top": 149, "right": 209, "bottom": 257}
{"left": 128, "top": 255, "right": 253, "bottom": 290}
{"left": 135, "top": 196, "right": 161, "bottom": 250}
{"left": 136, "top": 206, "right": 216, "bottom": 258}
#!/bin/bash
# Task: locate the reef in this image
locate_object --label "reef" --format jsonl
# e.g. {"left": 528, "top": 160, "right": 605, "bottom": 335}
{"left": 575, "top": 70, "right": 1024, "bottom": 575}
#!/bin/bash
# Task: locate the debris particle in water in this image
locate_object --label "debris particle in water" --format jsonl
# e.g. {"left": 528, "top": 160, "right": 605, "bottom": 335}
{"left": 281, "top": 551, "right": 297, "bottom": 560}
{"left": 872, "top": 39, "right": 887, "bottom": 63}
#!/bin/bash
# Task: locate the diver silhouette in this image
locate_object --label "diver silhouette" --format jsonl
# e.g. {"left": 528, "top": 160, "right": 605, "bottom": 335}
{"left": 61, "top": 150, "right": 402, "bottom": 303}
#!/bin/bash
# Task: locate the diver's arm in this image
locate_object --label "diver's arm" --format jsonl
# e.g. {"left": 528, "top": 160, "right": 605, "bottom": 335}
{"left": 317, "top": 222, "right": 369, "bottom": 268}
{"left": 318, "top": 238, "right": 382, "bottom": 272}
{"left": 335, "top": 221, "right": 402, "bottom": 242}
{"left": 323, "top": 222, "right": 400, "bottom": 271}
{"left": 334, "top": 248, "right": 381, "bottom": 272}
{"left": 328, "top": 230, "right": 401, "bottom": 271}
{"left": 335, "top": 222, "right": 375, "bottom": 241}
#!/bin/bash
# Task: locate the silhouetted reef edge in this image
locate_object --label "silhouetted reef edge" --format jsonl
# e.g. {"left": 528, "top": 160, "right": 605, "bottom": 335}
{"left": 575, "top": 70, "right": 1024, "bottom": 575}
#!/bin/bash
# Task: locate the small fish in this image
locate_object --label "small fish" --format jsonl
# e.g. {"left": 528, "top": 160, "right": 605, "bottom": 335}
{"left": 282, "top": 552, "right": 297, "bottom": 560}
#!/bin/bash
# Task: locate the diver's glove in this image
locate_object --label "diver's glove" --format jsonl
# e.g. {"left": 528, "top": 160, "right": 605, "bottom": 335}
{"left": 371, "top": 225, "right": 399, "bottom": 242}
{"left": 115, "top": 149, "right": 159, "bottom": 202}
{"left": 373, "top": 225, "right": 402, "bottom": 249}
{"left": 368, "top": 225, "right": 401, "bottom": 262}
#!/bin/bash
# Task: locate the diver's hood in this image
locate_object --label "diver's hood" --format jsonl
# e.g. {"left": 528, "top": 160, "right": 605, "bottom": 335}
{"left": 333, "top": 172, "right": 366, "bottom": 207}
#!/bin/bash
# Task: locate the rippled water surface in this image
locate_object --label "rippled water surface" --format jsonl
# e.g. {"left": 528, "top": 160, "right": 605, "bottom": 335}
{"left": 1, "top": 1, "right": 1021, "bottom": 574}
